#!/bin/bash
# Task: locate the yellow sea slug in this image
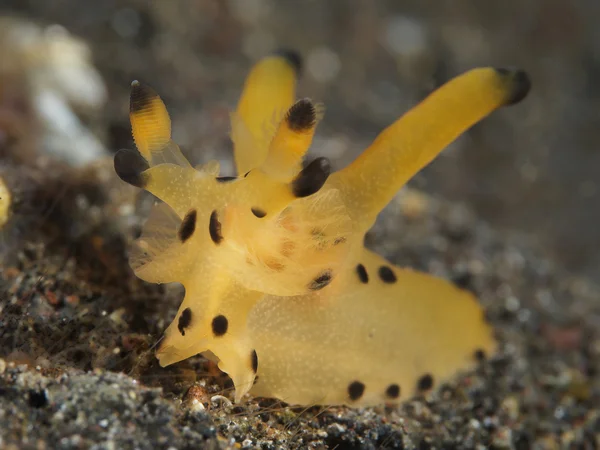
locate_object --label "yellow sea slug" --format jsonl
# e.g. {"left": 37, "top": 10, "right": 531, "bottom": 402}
{"left": 114, "top": 50, "right": 530, "bottom": 406}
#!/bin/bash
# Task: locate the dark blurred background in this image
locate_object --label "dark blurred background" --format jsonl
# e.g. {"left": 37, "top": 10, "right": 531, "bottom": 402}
{"left": 1, "top": 0, "right": 599, "bottom": 279}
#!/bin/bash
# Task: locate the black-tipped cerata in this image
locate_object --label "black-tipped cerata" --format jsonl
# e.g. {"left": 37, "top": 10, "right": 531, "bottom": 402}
{"left": 209, "top": 210, "right": 223, "bottom": 244}
{"left": 273, "top": 48, "right": 303, "bottom": 75}
{"left": 177, "top": 308, "right": 192, "bottom": 336}
{"left": 286, "top": 99, "right": 316, "bottom": 132}
{"left": 130, "top": 80, "right": 159, "bottom": 114}
{"left": 178, "top": 209, "right": 197, "bottom": 243}
{"left": 291, "top": 157, "right": 331, "bottom": 198}
{"left": 495, "top": 68, "right": 531, "bottom": 105}
{"left": 356, "top": 264, "right": 369, "bottom": 284}
{"left": 378, "top": 266, "right": 397, "bottom": 284}
{"left": 114, "top": 149, "right": 149, "bottom": 188}
{"left": 251, "top": 350, "right": 258, "bottom": 374}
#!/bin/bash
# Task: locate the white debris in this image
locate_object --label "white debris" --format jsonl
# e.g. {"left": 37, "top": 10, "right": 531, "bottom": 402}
{"left": 0, "top": 18, "right": 108, "bottom": 166}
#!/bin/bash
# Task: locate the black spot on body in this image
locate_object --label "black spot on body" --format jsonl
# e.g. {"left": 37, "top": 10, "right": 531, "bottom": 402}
{"left": 286, "top": 99, "right": 316, "bottom": 132}
{"left": 216, "top": 176, "right": 237, "bottom": 183}
{"left": 386, "top": 384, "right": 400, "bottom": 399}
{"left": 209, "top": 210, "right": 223, "bottom": 244}
{"left": 291, "top": 157, "right": 331, "bottom": 198}
{"left": 212, "top": 315, "right": 228, "bottom": 336}
{"left": 251, "top": 207, "right": 266, "bottom": 218}
{"left": 378, "top": 266, "right": 397, "bottom": 283}
{"left": 274, "top": 48, "right": 303, "bottom": 75}
{"left": 356, "top": 264, "right": 369, "bottom": 283}
{"left": 114, "top": 149, "right": 149, "bottom": 188}
{"left": 178, "top": 308, "right": 192, "bottom": 336}
{"left": 348, "top": 381, "right": 365, "bottom": 401}
{"left": 309, "top": 270, "right": 332, "bottom": 291}
{"left": 178, "top": 209, "right": 197, "bottom": 242}
{"left": 130, "top": 80, "right": 159, "bottom": 114}
{"left": 417, "top": 374, "right": 434, "bottom": 391}
{"left": 251, "top": 350, "right": 258, "bottom": 373}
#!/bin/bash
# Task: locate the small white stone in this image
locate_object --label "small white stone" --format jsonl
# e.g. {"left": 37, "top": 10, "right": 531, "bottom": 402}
{"left": 210, "top": 395, "right": 232, "bottom": 408}
{"left": 118, "top": 204, "right": 134, "bottom": 217}
{"left": 505, "top": 296, "right": 521, "bottom": 312}
{"left": 190, "top": 399, "right": 206, "bottom": 413}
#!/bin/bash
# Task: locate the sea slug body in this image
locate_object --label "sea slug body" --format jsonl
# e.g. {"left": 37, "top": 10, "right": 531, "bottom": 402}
{"left": 115, "top": 50, "right": 530, "bottom": 406}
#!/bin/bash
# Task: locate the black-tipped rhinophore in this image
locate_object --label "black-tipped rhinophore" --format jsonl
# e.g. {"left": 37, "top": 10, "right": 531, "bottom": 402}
{"left": 130, "top": 80, "right": 159, "bottom": 114}
{"left": 114, "top": 149, "right": 149, "bottom": 188}
{"left": 286, "top": 99, "right": 316, "bottom": 132}
{"left": 495, "top": 68, "right": 531, "bottom": 105}
{"left": 273, "top": 48, "right": 303, "bottom": 75}
{"left": 291, "top": 157, "right": 331, "bottom": 198}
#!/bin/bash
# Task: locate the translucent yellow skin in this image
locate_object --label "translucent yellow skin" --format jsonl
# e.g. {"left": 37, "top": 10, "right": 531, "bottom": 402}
{"left": 233, "top": 53, "right": 298, "bottom": 175}
{"left": 250, "top": 250, "right": 492, "bottom": 406}
{"left": 116, "top": 53, "right": 530, "bottom": 406}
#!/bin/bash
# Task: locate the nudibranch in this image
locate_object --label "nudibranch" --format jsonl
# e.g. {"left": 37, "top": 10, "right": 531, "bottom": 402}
{"left": 114, "top": 50, "right": 530, "bottom": 406}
